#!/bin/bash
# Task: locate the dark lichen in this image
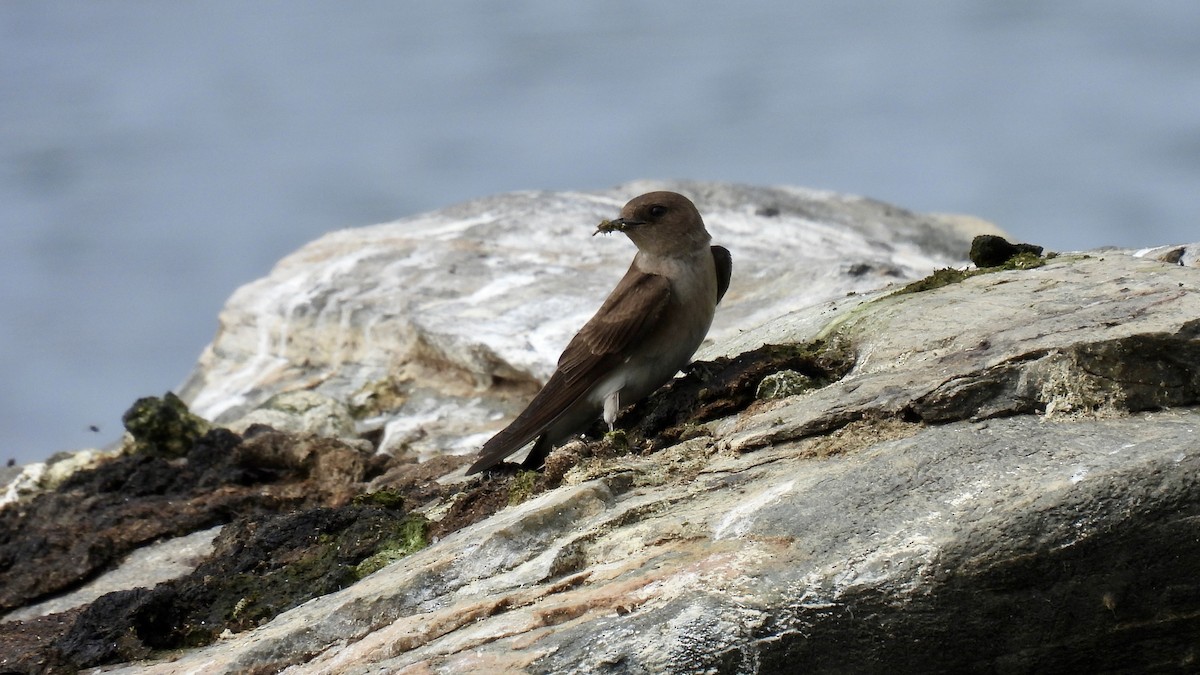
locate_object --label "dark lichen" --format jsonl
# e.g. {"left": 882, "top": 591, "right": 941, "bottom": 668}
{"left": 0, "top": 409, "right": 463, "bottom": 671}
{"left": 897, "top": 236, "right": 1052, "bottom": 295}
{"left": 121, "top": 392, "right": 211, "bottom": 457}
{"left": 969, "top": 234, "right": 1044, "bottom": 268}
{"left": 427, "top": 474, "right": 514, "bottom": 540}
{"left": 617, "top": 338, "right": 856, "bottom": 450}
{"left": 46, "top": 503, "right": 426, "bottom": 664}
{"left": 353, "top": 488, "right": 407, "bottom": 510}
{"left": 897, "top": 253, "right": 1050, "bottom": 295}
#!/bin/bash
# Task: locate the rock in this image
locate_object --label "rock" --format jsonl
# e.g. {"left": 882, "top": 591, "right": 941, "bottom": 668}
{"left": 1136, "top": 243, "right": 1200, "bottom": 267}
{"left": 176, "top": 181, "right": 996, "bottom": 460}
{"left": 721, "top": 251, "right": 1200, "bottom": 451}
{"left": 49, "top": 505, "right": 426, "bottom": 667}
{"left": 0, "top": 446, "right": 121, "bottom": 508}
{"left": 73, "top": 243, "right": 1195, "bottom": 675}
{"left": 122, "top": 392, "right": 212, "bottom": 458}
{"left": 0, "top": 420, "right": 375, "bottom": 619}
{"left": 754, "top": 369, "right": 816, "bottom": 400}
{"left": 968, "top": 233, "right": 1045, "bottom": 267}
{"left": 224, "top": 390, "right": 360, "bottom": 442}
{"left": 3, "top": 186, "right": 1198, "bottom": 674}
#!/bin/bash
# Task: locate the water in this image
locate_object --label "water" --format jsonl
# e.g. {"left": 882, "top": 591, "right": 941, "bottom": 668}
{"left": 2, "top": 1, "right": 1198, "bottom": 465}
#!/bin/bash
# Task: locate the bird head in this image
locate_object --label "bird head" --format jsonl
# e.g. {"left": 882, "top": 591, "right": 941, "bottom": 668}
{"left": 595, "top": 191, "right": 711, "bottom": 256}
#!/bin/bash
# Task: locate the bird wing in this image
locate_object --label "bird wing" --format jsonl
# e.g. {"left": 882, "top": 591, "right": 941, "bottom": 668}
{"left": 466, "top": 265, "right": 672, "bottom": 474}
{"left": 711, "top": 245, "right": 732, "bottom": 303}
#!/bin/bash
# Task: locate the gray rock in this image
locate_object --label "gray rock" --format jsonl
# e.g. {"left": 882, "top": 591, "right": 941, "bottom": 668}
{"left": 722, "top": 250, "right": 1200, "bottom": 451}
{"left": 108, "top": 207, "right": 1200, "bottom": 673}
{"left": 224, "top": 390, "right": 360, "bottom": 441}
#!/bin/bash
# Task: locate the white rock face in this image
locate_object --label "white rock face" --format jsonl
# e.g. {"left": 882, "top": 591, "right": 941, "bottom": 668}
{"left": 178, "top": 181, "right": 998, "bottom": 459}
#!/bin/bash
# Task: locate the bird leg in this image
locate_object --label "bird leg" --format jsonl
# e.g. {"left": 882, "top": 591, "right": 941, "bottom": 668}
{"left": 603, "top": 390, "right": 620, "bottom": 430}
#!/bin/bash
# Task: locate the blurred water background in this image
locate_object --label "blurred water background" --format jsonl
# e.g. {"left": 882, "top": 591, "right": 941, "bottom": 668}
{"left": 2, "top": 2, "right": 1198, "bottom": 465}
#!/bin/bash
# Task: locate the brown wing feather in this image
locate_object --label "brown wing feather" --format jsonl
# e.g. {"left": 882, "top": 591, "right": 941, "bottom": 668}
{"left": 557, "top": 269, "right": 671, "bottom": 379}
{"left": 466, "top": 267, "right": 671, "bottom": 474}
{"left": 712, "top": 245, "right": 732, "bottom": 303}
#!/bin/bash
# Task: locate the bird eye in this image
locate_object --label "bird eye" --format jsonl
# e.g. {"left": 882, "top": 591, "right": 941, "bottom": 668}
{"left": 648, "top": 204, "right": 667, "bottom": 218}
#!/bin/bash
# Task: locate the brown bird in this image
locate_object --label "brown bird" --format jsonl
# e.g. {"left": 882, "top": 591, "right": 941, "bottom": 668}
{"left": 466, "top": 191, "right": 732, "bottom": 475}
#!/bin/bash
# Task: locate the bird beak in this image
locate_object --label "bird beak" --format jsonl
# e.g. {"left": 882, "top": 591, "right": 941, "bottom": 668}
{"left": 594, "top": 217, "right": 645, "bottom": 236}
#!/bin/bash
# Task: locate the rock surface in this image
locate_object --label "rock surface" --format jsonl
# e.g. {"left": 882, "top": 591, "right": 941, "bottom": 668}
{"left": 2, "top": 185, "right": 1199, "bottom": 674}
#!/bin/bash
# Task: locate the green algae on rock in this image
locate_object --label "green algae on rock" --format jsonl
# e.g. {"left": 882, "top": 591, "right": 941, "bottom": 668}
{"left": 47, "top": 504, "right": 427, "bottom": 666}
{"left": 354, "top": 513, "right": 431, "bottom": 579}
{"left": 122, "top": 392, "right": 211, "bottom": 457}
{"left": 507, "top": 469, "right": 541, "bottom": 506}
{"left": 896, "top": 253, "right": 1048, "bottom": 295}
{"left": 353, "top": 487, "right": 407, "bottom": 510}
{"left": 897, "top": 235, "right": 1051, "bottom": 296}
{"left": 895, "top": 267, "right": 974, "bottom": 294}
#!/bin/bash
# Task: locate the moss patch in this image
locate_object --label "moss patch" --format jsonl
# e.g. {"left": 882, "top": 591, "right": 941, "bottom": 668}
{"left": 38, "top": 504, "right": 425, "bottom": 668}
{"left": 969, "top": 234, "right": 1044, "bottom": 268}
{"left": 0, "top": 404, "right": 472, "bottom": 672}
{"left": 353, "top": 488, "right": 407, "bottom": 510}
{"left": 896, "top": 267, "right": 974, "bottom": 294}
{"left": 121, "top": 392, "right": 211, "bottom": 458}
{"left": 898, "top": 236, "right": 1051, "bottom": 295}
{"left": 897, "top": 253, "right": 1050, "bottom": 295}
{"left": 996, "top": 251, "right": 1048, "bottom": 270}
{"left": 508, "top": 470, "right": 541, "bottom": 506}
{"left": 354, "top": 514, "right": 431, "bottom": 579}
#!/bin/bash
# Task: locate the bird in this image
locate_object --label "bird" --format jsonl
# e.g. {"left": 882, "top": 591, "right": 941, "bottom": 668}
{"left": 466, "top": 191, "right": 732, "bottom": 475}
